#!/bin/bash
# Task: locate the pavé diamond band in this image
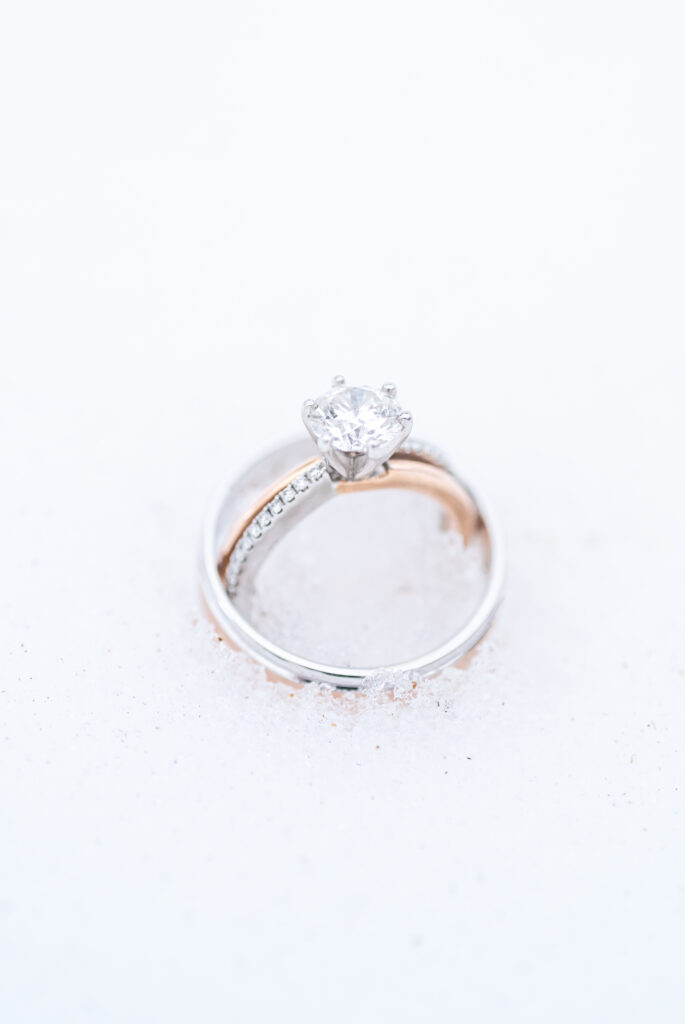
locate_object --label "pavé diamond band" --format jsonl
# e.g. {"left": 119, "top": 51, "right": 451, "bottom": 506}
{"left": 200, "top": 378, "right": 505, "bottom": 688}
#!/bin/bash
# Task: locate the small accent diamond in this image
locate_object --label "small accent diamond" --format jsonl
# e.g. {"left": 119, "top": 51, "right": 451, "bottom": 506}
{"left": 232, "top": 545, "right": 246, "bottom": 565}
{"left": 293, "top": 476, "right": 309, "bottom": 493}
{"left": 281, "top": 485, "right": 296, "bottom": 503}
{"left": 258, "top": 510, "right": 272, "bottom": 530}
{"left": 306, "top": 462, "right": 325, "bottom": 482}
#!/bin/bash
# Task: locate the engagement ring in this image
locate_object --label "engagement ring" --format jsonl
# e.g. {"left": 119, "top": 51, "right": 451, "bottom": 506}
{"left": 200, "top": 377, "right": 505, "bottom": 688}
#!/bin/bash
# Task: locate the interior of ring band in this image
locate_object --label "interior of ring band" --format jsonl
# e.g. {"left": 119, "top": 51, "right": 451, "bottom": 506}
{"left": 218, "top": 454, "right": 486, "bottom": 583}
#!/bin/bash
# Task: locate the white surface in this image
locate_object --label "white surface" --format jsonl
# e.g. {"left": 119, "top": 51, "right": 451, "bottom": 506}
{"left": 2, "top": 2, "right": 684, "bottom": 1021}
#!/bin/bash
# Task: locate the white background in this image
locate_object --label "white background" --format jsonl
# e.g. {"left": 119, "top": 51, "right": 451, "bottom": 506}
{"left": 2, "top": 2, "right": 684, "bottom": 1021}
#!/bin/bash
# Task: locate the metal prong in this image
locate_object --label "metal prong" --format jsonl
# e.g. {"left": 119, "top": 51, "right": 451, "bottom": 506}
{"left": 331, "top": 448, "right": 369, "bottom": 481}
{"left": 331, "top": 374, "right": 345, "bottom": 387}
{"left": 382, "top": 382, "right": 397, "bottom": 398}
{"left": 399, "top": 410, "right": 413, "bottom": 439}
{"left": 301, "top": 400, "right": 319, "bottom": 442}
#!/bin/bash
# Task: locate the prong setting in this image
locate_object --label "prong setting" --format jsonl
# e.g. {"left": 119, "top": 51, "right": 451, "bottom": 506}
{"left": 301, "top": 399, "right": 321, "bottom": 444}
{"left": 302, "top": 398, "right": 317, "bottom": 421}
{"left": 302, "top": 379, "right": 413, "bottom": 481}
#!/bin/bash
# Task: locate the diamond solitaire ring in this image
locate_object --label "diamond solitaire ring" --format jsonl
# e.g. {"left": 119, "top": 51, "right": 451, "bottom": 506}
{"left": 200, "top": 377, "right": 505, "bottom": 688}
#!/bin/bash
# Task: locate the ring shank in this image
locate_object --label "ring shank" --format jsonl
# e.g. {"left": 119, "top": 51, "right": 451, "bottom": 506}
{"left": 200, "top": 439, "right": 505, "bottom": 688}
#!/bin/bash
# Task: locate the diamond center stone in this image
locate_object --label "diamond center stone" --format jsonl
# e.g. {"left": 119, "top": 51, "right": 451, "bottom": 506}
{"left": 302, "top": 382, "right": 412, "bottom": 480}
{"left": 311, "top": 385, "right": 402, "bottom": 451}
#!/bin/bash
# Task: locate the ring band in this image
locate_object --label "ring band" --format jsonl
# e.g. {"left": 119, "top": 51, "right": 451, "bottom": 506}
{"left": 200, "top": 378, "right": 505, "bottom": 688}
{"left": 197, "top": 378, "right": 501, "bottom": 688}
